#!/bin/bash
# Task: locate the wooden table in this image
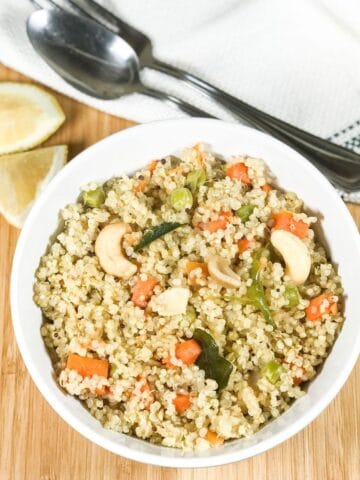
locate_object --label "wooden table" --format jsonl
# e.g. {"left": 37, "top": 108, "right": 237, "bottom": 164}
{"left": 0, "top": 65, "right": 359, "bottom": 480}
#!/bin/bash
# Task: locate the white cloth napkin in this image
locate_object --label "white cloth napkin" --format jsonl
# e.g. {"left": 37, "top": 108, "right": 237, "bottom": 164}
{"left": 1, "top": 0, "right": 360, "bottom": 201}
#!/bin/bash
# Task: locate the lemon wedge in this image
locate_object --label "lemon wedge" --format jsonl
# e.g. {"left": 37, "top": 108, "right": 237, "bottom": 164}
{"left": 0, "top": 82, "right": 65, "bottom": 155}
{"left": 0, "top": 145, "right": 68, "bottom": 228}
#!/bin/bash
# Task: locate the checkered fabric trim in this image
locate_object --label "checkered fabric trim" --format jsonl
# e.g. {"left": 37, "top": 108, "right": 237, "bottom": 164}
{"left": 328, "top": 120, "right": 360, "bottom": 202}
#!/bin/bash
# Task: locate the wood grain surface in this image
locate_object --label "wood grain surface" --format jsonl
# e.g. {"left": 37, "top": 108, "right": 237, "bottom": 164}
{"left": 0, "top": 65, "right": 359, "bottom": 480}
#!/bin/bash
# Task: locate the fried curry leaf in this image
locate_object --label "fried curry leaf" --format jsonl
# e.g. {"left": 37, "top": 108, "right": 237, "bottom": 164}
{"left": 246, "top": 246, "right": 276, "bottom": 328}
{"left": 247, "top": 281, "right": 275, "bottom": 327}
{"left": 193, "top": 328, "right": 233, "bottom": 390}
{"left": 134, "top": 222, "right": 183, "bottom": 252}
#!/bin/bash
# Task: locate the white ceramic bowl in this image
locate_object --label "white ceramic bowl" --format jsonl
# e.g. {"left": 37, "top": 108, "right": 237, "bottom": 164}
{"left": 11, "top": 119, "right": 360, "bottom": 468}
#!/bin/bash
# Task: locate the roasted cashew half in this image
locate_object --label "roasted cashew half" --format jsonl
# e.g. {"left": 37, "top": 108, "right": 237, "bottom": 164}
{"left": 95, "top": 222, "right": 137, "bottom": 279}
{"left": 270, "top": 229, "right": 311, "bottom": 285}
{"left": 151, "top": 287, "right": 190, "bottom": 316}
{"left": 207, "top": 255, "right": 241, "bottom": 288}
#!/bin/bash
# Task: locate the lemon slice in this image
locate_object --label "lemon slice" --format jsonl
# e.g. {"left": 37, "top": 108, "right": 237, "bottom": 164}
{"left": 0, "top": 145, "right": 68, "bottom": 228}
{"left": 0, "top": 82, "right": 65, "bottom": 155}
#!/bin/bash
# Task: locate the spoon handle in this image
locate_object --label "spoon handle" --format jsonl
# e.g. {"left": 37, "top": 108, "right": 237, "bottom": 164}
{"left": 139, "top": 86, "right": 214, "bottom": 119}
{"left": 152, "top": 59, "right": 345, "bottom": 157}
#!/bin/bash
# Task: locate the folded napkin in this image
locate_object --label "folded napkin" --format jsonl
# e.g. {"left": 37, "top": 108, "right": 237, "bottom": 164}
{"left": 1, "top": 0, "right": 360, "bottom": 201}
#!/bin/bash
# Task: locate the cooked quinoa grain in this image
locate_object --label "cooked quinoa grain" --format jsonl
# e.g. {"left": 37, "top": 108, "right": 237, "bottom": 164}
{"left": 33, "top": 145, "right": 344, "bottom": 450}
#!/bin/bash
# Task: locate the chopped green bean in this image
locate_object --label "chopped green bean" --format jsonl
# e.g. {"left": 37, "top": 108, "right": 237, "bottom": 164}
{"left": 81, "top": 187, "right": 105, "bottom": 208}
{"left": 186, "top": 169, "right": 206, "bottom": 191}
{"left": 284, "top": 284, "right": 301, "bottom": 307}
{"left": 170, "top": 187, "right": 193, "bottom": 211}
{"left": 235, "top": 204, "right": 254, "bottom": 222}
{"left": 262, "top": 360, "right": 284, "bottom": 384}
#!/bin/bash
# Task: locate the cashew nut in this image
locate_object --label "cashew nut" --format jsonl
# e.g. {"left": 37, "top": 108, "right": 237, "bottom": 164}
{"left": 151, "top": 287, "right": 190, "bottom": 316}
{"left": 207, "top": 255, "right": 241, "bottom": 288}
{"left": 95, "top": 222, "right": 137, "bottom": 279}
{"left": 270, "top": 229, "right": 311, "bottom": 285}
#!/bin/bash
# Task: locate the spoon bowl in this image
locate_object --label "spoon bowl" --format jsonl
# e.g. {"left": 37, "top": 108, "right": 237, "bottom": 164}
{"left": 27, "top": 9, "right": 140, "bottom": 99}
{"left": 27, "top": 8, "right": 211, "bottom": 117}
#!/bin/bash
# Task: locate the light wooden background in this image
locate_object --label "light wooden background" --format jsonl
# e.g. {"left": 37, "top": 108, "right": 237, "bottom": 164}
{"left": 0, "top": 65, "right": 359, "bottom": 480}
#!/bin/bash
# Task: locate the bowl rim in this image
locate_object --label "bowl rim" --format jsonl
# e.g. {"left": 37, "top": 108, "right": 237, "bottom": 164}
{"left": 10, "top": 118, "right": 360, "bottom": 468}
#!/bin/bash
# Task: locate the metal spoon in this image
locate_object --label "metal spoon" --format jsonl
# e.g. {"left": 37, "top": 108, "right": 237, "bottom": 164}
{"left": 26, "top": 9, "right": 212, "bottom": 118}
{"left": 27, "top": 5, "right": 360, "bottom": 191}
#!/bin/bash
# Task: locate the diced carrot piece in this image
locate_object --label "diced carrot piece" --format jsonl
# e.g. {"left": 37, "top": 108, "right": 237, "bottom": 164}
{"left": 196, "top": 211, "right": 233, "bottom": 232}
{"left": 175, "top": 339, "right": 202, "bottom": 365}
{"left": 133, "top": 377, "right": 155, "bottom": 410}
{"left": 131, "top": 276, "right": 159, "bottom": 308}
{"left": 237, "top": 238, "right": 253, "bottom": 253}
{"left": 305, "top": 293, "right": 337, "bottom": 321}
{"left": 205, "top": 430, "right": 224, "bottom": 445}
{"left": 293, "top": 375, "right": 304, "bottom": 386}
{"left": 197, "top": 211, "right": 233, "bottom": 232}
{"left": 173, "top": 393, "right": 191, "bottom": 412}
{"left": 284, "top": 360, "right": 306, "bottom": 385}
{"left": 95, "top": 385, "right": 110, "bottom": 396}
{"left": 261, "top": 183, "right": 272, "bottom": 193}
{"left": 330, "top": 303, "right": 338, "bottom": 315}
{"left": 186, "top": 261, "right": 209, "bottom": 285}
{"left": 226, "top": 162, "right": 251, "bottom": 184}
{"left": 66, "top": 354, "right": 109, "bottom": 378}
{"left": 219, "top": 210, "right": 233, "bottom": 219}
{"left": 196, "top": 219, "right": 227, "bottom": 232}
{"left": 148, "top": 160, "right": 159, "bottom": 175}
{"left": 134, "top": 179, "right": 148, "bottom": 192}
{"left": 272, "top": 211, "right": 309, "bottom": 239}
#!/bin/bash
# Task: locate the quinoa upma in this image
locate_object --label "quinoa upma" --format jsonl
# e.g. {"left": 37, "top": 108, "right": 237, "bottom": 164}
{"left": 33, "top": 145, "right": 344, "bottom": 450}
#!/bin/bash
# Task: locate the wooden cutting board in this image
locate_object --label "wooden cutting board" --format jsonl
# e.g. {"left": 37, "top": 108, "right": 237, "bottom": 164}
{"left": 0, "top": 64, "right": 359, "bottom": 480}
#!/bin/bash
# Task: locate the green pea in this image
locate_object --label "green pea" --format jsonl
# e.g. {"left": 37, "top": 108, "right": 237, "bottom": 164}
{"left": 284, "top": 284, "right": 300, "bottom": 307}
{"left": 235, "top": 204, "right": 254, "bottom": 222}
{"left": 186, "top": 169, "right": 206, "bottom": 191}
{"left": 170, "top": 187, "right": 193, "bottom": 211}
{"left": 82, "top": 187, "right": 105, "bottom": 208}
{"left": 262, "top": 360, "right": 284, "bottom": 384}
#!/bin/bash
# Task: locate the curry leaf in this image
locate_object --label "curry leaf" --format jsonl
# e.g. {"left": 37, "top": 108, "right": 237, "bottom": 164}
{"left": 247, "top": 246, "right": 276, "bottom": 327}
{"left": 134, "top": 222, "right": 183, "bottom": 252}
{"left": 193, "top": 329, "right": 233, "bottom": 390}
